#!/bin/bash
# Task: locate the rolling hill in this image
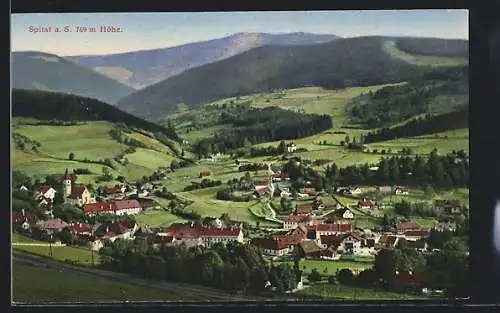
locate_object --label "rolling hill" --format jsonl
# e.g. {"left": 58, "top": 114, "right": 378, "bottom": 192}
{"left": 11, "top": 89, "right": 189, "bottom": 183}
{"left": 66, "top": 32, "right": 340, "bottom": 89}
{"left": 11, "top": 52, "right": 136, "bottom": 104}
{"left": 115, "top": 36, "right": 468, "bottom": 121}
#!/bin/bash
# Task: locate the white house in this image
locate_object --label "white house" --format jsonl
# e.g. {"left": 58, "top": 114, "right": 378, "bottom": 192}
{"left": 286, "top": 143, "right": 297, "bottom": 153}
{"left": 113, "top": 200, "right": 143, "bottom": 215}
{"left": 319, "top": 232, "right": 364, "bottom": 255}
{"left": 253, "top": 237, "right": 291, "bottom": 256}
{"left": 334, "top": 208, "right": 354, "bottom": 220}
{"left": 19, "top": 185, "right": 29, "bottom": 192}
{"left": 394, "top": 187, "right": 409, "bottom": 195}
{"left": 35, "top": 186, "right": 56, "bottom": 202}
{"left": 201, "top": 227, "right": 245, "bottom": 247}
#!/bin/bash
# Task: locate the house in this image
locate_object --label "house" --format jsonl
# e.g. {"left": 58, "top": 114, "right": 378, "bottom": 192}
{"left": 280, "top": 190, "right": 292, "bottom": 198}
{"left": 66, "top": 185, "right": 94, "bottom": 206}
{"left": 377, "top": 235, "right": 399, "bottom": 248}
{"left": 12, "top": 209, "right": 38, "bottom": 230}
{"left": 285, "top": 225, "right": 308, "bottom": 244}
{"left": 63, "top": 223, "right": 92, "bottom": 236}
{"left": 19, "top": 185, "right": 29, "bottom": 192}
{"left": 376, "top": 186, "right": 392, "bottom": 194}
{"left": 252, "top": 237, "right": 291, "bottom": 256}
{"left": 297, "top": 240, "right": 322, "bottom": 259}
{"left": 114, "top": 200, "right": 143, "bottom": 215}
{"left": 150, "top": 235, "right": 176, "bottom": 248}
{"left": 403, "top": 230, "right": 430, "bottom": 241}
{"left": 286, "top": 143, "right": 297, "bottom": 153}
{"left": 96, "top": 220, "right": 139, "bottom": 240}
{"left": 406, "top": 239, "right": 428, "bottom": 252}
{"left": 283, "top": 214, "right": 313, "bottom": 230}
{"left": 253, "top": 186, "right": 269, "bottom": 198}
{"left": 319, "top": 232, "right": 364, "bottom": 255}
{"left": 312, "top": 199, "right": 326, "bottom": 210}
{"left": 35, "top": 218, "right": 69, "bottom": 233}
{"left": 299, "top": 188, "right": 316, "bottom": 196}
{"left": 332, "top": 208, "right": 355, "bottom": 220}
{"left": 199, "top": 170, "right": 211, "bottom": 178}
{"left": 82, "top": 202, "right": 116, "bottom": 215}
{"left": 337, "top": 186, "right": 362, "bottom": 196}
{"left": 358, "top": 199, "right": 375, "bottom": 210}
{"left": 435, "top": 222, "right": 457, "bottom": 232}
{"left": 101, "top": 185, "right": 126, "bottom": 198}
{"left": 394, "top": 187, "right": 409, "bottom": 195}
{"left": 34, "top": 185, "right": 56, "bottom": 203}
{"left": 141, "top": 183, "right": 154, "bottom": 191}
{"left": 308, "top": 223, "right": 352, "bottom": 240}
{"left": 165, "top": 224, "right": 244, "bottom": 248}
{"left": 320, "top": 245, "right": 342, "bottom": 260}
{"left": 272, "top": 172, "right": 290, "bottom": 182}
{"left": 89, "top": 238, "right": 104, "bottom": 251}
{"left": 396, "top": 222, "right": 421, "bottom": 235}
{"left": 434, "top": 200, "right": 461, "bottom": 215}
{"left": 295, "top": 203, "right": 314, "bottom": 215}
{"left": 136, "top": 198, "right": 161, "bottom": 211}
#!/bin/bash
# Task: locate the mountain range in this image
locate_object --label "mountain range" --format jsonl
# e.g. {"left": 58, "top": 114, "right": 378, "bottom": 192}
{"left": 66, "top": 32, "right": 340, "bottom": 89}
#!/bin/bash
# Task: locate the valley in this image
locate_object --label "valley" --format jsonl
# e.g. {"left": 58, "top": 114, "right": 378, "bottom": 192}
{"left": 11, "top": 25, "right": 469, "bottom": 303}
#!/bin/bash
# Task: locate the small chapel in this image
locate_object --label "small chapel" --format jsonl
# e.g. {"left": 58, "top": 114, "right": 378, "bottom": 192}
{"left": 62, "top": 169, "right": 95, "bottom": 206}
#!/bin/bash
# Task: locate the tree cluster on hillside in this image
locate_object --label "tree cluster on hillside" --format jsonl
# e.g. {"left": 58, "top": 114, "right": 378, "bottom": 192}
{"left": 238, "top": 163, "right": 268, "bottom": 172}
{"left": 346, "top": 66, "right": 468, "bottom": 128}
{"left": 12, "top": 89, "right": 181, "bottom": 142}
{"left": 99, "top": 240, "right": 299, "bottom": 294}
{"left": 192, "top": 107, "right": 332, "bottom": 156}
{"left": 12, "top": 132, "right": 42, "bottom": 153}
{"left": 183, "top": 179, "right": 222, "bottom": 192}
{"left": 395, "top": 38, "right": 469, "bottom": 58}
{"left": 363, "top": 109, "right": 468, "bottom": 144}
{"left": 216, "top": 188, "right": 252, "bottom": 202}
{"left": 108, "top": 125, "right": 148, "bottom": 149}
{"left": 325, "top": 149, "right": 469, "bottom": 188}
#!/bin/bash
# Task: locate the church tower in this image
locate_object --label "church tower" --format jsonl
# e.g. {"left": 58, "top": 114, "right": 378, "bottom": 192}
{"left": 63, "top": 168, "right": 72, "bottom": 197}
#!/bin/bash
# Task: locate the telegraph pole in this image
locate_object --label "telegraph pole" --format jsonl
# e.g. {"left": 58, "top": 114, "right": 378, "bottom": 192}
{"left": 49, "top": 234, "right": 53, "bottom": 257}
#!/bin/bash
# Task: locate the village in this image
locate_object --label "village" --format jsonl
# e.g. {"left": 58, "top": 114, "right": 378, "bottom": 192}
{"left": 12, "top": 155, "right": 467, "bottom": 297}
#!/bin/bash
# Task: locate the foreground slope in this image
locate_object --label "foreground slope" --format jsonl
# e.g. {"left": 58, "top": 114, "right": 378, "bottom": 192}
{"left": 116, "top": 36, "right": 467, "bottom": 120}
{"left": 11, "top": 51, "right": 136, "bottom": 104}
{"left": 67, "top": 32, "right": 340, "bottom": 89}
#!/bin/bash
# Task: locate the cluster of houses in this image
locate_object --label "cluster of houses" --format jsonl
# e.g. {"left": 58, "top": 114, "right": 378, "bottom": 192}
{"left": 251, "top": 219, "right": 440, "bottom": 260}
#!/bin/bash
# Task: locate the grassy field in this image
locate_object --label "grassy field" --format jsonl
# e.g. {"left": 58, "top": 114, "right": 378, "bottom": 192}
{"left": 134, "top": 209, "right": 187, "bottom": 228}
{"left": 280, "top": 259, "right": 373, "bottom": 276}
{"left": 126, "top": 148, "right": 177, "bottom": 170}
{"left": 366, "top": 128, "right": 469, "bottom": 155}
{"left": 296, "top": 283, "right": 426, "bottom": 300}
{"left": 12, "top": 234, "right": 100, "bottom": 265}
{"left": 12, "top": 261, "right": 200, "bottom": 303}
{"left": 383, "top": 41, "right": 468, "bottom": 67}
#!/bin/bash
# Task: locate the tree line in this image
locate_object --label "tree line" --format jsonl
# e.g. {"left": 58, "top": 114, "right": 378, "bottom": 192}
{"left": 363, "top": 108, "right": 468, "bottom": 144}
{"left": 98, "top": 240, "right": 301, "bottom": 295}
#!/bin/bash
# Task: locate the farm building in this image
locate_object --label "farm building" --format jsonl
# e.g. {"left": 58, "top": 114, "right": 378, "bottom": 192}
{"left": 396, "top": 222, "right": 421, "bottom": 235}
{"left": 295, "top": 203, "right": 314, "bottom": 215}
{"left": 434, "top": 200, "right": 461, "bottom": 215}
{"left": 394, "top": 187, "right": 409, "bottom": 195}
{"left": 358, "top": 199, "right": 375, "bottom": 209}
{"left": 283, "top": 213, "right": 313, "bottom": 229}
{"left": 376, "top": 186, "right": 392, "bottom": 194}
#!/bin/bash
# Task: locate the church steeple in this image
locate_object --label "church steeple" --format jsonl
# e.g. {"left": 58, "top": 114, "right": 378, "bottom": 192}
{"left": 63, "top": 168, "right": 72, "bottom": 197}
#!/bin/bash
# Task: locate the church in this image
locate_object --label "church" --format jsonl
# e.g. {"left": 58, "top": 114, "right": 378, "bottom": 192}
{"left": 62, "top": 169, "right": 95, "bottom": 206}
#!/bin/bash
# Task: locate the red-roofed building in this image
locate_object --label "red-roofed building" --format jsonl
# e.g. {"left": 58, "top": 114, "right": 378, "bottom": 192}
{"left": 283, "top": 213, "right": 313, "bottom": 229}
{"left": 113, "top": 200, "right": 142, "bottom": 215}
{"left": 12, "top": 210, "right": 38, "bottom": 230}
{"left": 295, "top": 203, "right": 313, "bottom": 215}
{"left": 34, "top": 185, "right": 56, "bottom": 203}
{"left": 66, "top": 185, "right": 94, "bottom": 206}
{"left": 253, "top": 186, "right": 269, "bottom": 197}
{"left": 358, "top": 199, "right": 375, "bottom": 209}
{"left": 307, "top": 222, "right": 351, "bottom": 241}
{"left": 403, "top": 230, "right": 430, "bottom": 241}
{"left": 165, "top": 224, "right": 244, "bottom": 247}
{"left": 82, "top": 202, "right": 116, "bottom": 215}
{"left": 377, "top": 235, "right": 399, "bottom": 248}
{"left": 319, "top": 232, "right": 364, "bottom": 255}
{"left": 64, "top": 223, "right": 92, "bottom": 236}
{"left": 299, "top": 188, "right": 316, "bottom": 196}
{"left": 100, "top": 185, "right": 126, "bottom": 198}
{"left": 396, "top": 222, "right": 421, "bottom": 234}
{"left": 252, "top": 237, "right": 291, "bottom": 256}
{"left": 434, "top": 200, "right": 461, "bottom": 215}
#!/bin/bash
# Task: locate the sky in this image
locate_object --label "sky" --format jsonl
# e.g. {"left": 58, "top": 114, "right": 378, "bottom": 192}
{"left": 11, "top": 10, "right": 469, "bottom": 56}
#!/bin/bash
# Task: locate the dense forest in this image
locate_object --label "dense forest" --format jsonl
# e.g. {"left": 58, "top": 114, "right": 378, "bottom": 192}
{"left": 394, "top": 38, "right": 469, "bottom": 58}
{"left": 363, "top": 108, "right": 469, "bottom": 144}
{"left": 99, "top": 240, "right": 301, "bottom": 295}
{"left": 346, "top": 66, "right": 468, "bottom": 128}
{"left": 116, "top": 36, "right": 428, "bottom": 119}
{"left": 12, "top": 89, "right": 180, "bottom": 142}
{"left": 191, "top": 107, "right": 332, "bottom": 157}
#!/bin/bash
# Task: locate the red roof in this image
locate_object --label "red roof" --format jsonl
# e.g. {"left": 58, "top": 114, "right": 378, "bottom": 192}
{"left": 105, "top": 231, "right": 117, "bottom": 238}
{"left": 395, "top": 272, "right": 425, "bottom": 285}
{"left": 315, "top": 223, "right": 351, "bottom": 233}
{"left": 153, "top": 235, "right": 174, "bottom": 245}
{"left": 119, "top": 220, "right": 137, "bottom": 230}
{"left": 358, "top": 199, "right": 374, "bottom": 207}
{"left": 167, "top": 225, "right": 241, "bottom": 239}
{"left": 254, "top": 187, "right": 269, "bottom": 196}
{"left": 396, "top": 222, "right": 421, "bottom": 231}
{"left": 295, "top": 203, "right": 313, "bottom": 214}
{"left": 38, "top": 185, "right": 53, "bottom": 194}
{"left": 404, "top": 230, "right": 430, "bottom": 237}
{"left": 65, "top": 223, "right": 92, "bottom": 234}
{"left": 252, "top": 237, "right": 289, "bottom": 250}
{"left": 378, "top": 235, "right": 398, "bottom": 245}
{"left": 12, "top": 212, "right": 38, "bottom": 224}
{"left": 63, "top": 173, "right": 73, "bottom": 180}
{"left": 102, "top": 185, "right": 124, "bottom": 194}
{"left": 68, "top": 185, "right": 86, "bottom": 199}
{"left": 114, "top": 199, "right": 142, "bottom": 210}
{"left": 83, "top": 202, "right": 116, "bottom": 214}
{"left": 284, "top": 213, "right": 312, "bottom": 223}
